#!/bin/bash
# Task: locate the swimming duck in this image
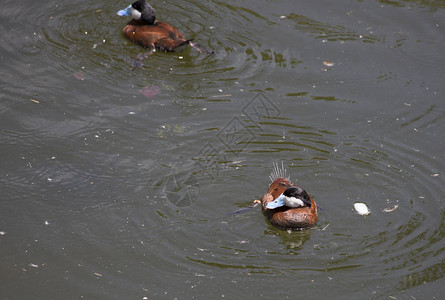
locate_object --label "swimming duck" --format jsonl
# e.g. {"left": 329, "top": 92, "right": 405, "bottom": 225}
{"left": 261, "top": 163, "right": 318, "bottom": 229}
{"left": 117, "top": 0, "right": 209, "bottom": 53}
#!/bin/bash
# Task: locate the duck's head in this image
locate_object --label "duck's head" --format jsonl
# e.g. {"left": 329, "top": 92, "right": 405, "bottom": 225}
{"left": 118, "top": 0, "right": 156, "bottom": 24}
{"left": 266, "top": 186, "right": 312, "bottom": 209}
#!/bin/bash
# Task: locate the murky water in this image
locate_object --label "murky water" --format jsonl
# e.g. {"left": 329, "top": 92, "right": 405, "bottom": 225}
{"left": 1, "top": 0, "right": 444, "bottom": 298}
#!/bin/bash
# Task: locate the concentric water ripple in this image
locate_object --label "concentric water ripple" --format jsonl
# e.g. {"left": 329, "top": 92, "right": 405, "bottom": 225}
{"left": 140, "top": 98, "right": 445, "bottom": 296}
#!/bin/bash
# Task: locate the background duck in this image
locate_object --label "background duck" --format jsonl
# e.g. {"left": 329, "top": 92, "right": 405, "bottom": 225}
{"left": 261, "top": 163, "right": 318, "bottom": 229}
{"left": 117, "top": 0, "right": 211, "bottom": 53}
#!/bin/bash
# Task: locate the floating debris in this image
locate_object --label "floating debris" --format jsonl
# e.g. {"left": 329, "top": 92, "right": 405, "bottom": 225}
{"left": 354, "top": 202, "right": 370, "bottom": 216}
{"left": 94, "top": 272, "right": 103, "bottom": 277}
{"left": 321, "top": 223, "right": 330, "bottom": 231}
{"left": 139, "top": 86, "right": 160, "bottom": 99}
{"left": 323, "top": 60, "right": 335, "bottom": 67}
{"left": 28, "top": 263, "right": 39, "bottom": 268}
{"left": 383, "top": 205, "right": 398, "bottom": 213}
{"left": 73, "top": 73, "right": 85, "bottom": 81}
{"left": 30, "top": 99, "right": 40, "bottom": 104}
{"left": 0, "top": 231, "right": 6, "bottom": 235}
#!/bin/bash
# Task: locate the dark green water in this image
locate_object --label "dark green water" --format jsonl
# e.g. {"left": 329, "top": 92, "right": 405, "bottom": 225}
{"left": 1, "top": 0, "right": 444, "bottom": 299}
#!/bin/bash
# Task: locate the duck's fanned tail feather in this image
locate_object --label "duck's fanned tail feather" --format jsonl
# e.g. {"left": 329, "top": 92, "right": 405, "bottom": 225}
{"left": 269, "top": 161, "right": 290, "bottom": 182}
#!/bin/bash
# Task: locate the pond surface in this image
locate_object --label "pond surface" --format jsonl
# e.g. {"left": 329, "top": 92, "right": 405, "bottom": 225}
{"left": 1, "top": 0, "right": 445, "bottom": 298}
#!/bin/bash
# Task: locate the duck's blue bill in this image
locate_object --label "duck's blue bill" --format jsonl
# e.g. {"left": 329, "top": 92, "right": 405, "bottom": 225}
{"left": 117, "top": 5, "right": 131, "bottom": 16}
{"left": 266, "top": 194, "right": 285, "bottom": 209}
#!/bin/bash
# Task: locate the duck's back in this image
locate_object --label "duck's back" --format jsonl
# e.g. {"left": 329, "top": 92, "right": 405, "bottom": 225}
{"left": 123, "top": 20, "right": 187, "bottom": 51}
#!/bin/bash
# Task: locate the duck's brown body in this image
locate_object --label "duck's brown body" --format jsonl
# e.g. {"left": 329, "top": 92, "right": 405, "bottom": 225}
{"left": 261, "top": 178, "right": 318, "bottom": 229}
{"left": 123, "top": 20, "right": 189, "bottom": 51}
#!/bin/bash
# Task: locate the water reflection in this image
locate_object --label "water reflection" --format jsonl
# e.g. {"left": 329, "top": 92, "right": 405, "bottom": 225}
{"left": 379, "top": 0, "right": 445, "bottom": 10}
{"left": 264, "top": 227, "right": 313, "bottom": 251}
{"left": 284, "top": 13, "right": 381, "bottom": 43}
{"left": 394, "top": 211, "right": 445, "bottom": 290}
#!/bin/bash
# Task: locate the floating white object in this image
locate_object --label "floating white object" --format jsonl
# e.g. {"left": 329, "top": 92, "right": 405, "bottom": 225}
{"left": 382, "top": 204, "right": 399, "bottom": 213}
{"left": 354, "top": 202, "right": 370, "bottom": 216}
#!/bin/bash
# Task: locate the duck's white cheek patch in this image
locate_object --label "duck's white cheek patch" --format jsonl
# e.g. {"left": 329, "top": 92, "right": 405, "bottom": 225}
{"left": 286, "top": 197, "right": 304, "bottom": 207}
{"left": 131, "top": 7, "right": 142, "bottom": 20}
{"left": 354, "top": 202, "right": 370, "bottom": 215}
